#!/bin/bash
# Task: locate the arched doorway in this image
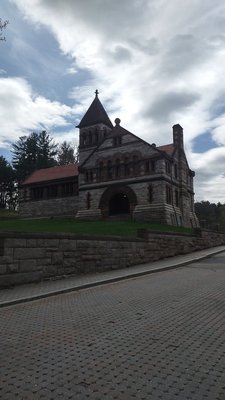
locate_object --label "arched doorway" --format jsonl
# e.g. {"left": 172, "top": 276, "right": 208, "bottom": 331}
{"left": 109, "top": 193, "right": 130, "bottom": 215}
{"left": 99, "top": 185, "right": 137, "bottom": 219}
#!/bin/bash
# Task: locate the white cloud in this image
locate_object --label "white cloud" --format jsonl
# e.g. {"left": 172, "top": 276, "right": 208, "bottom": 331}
{"left": 12, "top": 1, "right": 225, "bottom": 133}
{"left": 190, "top": 147, "right": 225, "bottom": 202}
{"left": 65, "top": 67, "right": 78, "bottom": 75}
{"left": 7, "top": 0, "right": 225, "bottom": 201}
{"left": 195, "top": 174, "right": 225, "bottom": 203}
{"left": 0, "top": 76, "right": 75, "bottom": 147}
{"left": 54, "top": 128, "right": 79, "bottom": 146}
{"left": 211, "top": 116, "right": 225, "bottom": 145}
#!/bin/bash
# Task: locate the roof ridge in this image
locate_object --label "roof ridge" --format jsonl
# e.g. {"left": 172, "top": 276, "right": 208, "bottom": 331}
{"left": 21, "top": 164, "right": 79, "bottom": 185}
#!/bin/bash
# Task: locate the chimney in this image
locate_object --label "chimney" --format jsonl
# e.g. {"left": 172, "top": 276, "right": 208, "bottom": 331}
{"left": 173, "top": 124, "right": 183, "bottom": 149}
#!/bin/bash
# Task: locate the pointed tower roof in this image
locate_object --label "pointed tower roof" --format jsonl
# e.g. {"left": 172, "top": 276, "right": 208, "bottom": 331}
{"left": 76, "top": 90, "right": 113, "bottom": 129}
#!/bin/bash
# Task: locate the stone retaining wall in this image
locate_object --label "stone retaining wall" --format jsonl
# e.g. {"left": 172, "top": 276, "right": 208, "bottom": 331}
{"left": 0, "top": 230, "right": 225, "bottom": 287}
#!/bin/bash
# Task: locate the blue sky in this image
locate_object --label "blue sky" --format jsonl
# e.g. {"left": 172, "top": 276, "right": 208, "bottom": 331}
{"left": 1, "top": 0, "right": 225, "bottom": 202}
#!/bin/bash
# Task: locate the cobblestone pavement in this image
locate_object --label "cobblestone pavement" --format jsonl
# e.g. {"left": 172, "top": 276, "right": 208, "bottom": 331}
{"left": 1, "top": 252, "right": 225, "bottom": 399}
{"left": 1, "top": 247, "right": 224, "bottom": 307}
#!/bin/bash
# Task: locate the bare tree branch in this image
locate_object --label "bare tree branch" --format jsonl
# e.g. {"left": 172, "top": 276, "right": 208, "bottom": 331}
{"left": 0, "top": 19, "right": 9, "bottom": 41}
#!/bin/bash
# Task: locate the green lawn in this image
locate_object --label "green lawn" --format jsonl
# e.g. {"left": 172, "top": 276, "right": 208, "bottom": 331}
{"left": 0, "top": 217, "right": 193, "bottom": 237}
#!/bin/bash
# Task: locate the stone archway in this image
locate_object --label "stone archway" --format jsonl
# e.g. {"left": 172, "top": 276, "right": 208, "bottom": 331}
{"left": 99, "top": 185, "right": 137, "bottom": 218}
{"left": 109, "top": 193, "right": 130, "bottom": 215}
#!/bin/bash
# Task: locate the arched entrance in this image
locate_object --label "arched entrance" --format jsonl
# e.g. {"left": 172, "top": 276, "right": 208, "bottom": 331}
{"left": 109, "top": 193, "right": 130, "bottom": 215}
{"left": 99, "top": 185, "right": 137, "bottom": 219}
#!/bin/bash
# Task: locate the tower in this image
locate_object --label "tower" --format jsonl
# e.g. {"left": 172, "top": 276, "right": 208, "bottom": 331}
{"left": 77, "top": 90, "right": 113, "bottom": 166}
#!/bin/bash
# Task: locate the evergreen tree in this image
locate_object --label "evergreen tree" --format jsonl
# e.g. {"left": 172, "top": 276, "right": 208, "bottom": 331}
{"left": 57, "top": 141, "right": 76, "bottom": 165}
{"left": 195, "top": 201, "right": 225, "bottom": 231}
{"left": 0, "top": 156, "right": 15, "bottom": 209}
{"left": 36, "top": 131, "right": 58, "bottom": 169}
{"left": 12, "top": 131, "right": 58, "bottom": 183}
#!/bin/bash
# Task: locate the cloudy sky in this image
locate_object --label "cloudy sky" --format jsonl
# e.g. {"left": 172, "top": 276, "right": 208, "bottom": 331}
{"left": 1, "top": 0, "right": 225, "bottom": 202}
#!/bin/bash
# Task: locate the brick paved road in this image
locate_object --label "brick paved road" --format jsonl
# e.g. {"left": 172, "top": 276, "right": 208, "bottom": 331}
{"left": 1, "top": 253, "right": 225, "bottom": 400}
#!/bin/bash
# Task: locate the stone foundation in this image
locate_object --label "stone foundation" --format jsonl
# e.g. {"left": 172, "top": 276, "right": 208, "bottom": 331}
{"left": 75, "top": 208, "right": 102, "bottom": 220}
{"left": 19, "top": 196, "right": 78, "bottom": 218}
{"left": 133, "top": 203, "right": 199, "bottom": 228}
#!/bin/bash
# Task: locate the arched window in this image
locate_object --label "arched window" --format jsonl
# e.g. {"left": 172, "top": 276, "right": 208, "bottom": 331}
{"left": 107, "top": 160, "right": 112, "bottom": 179}
{"left": 133, "top": 155, "right": 139, "bottom": 175}
{"left": 166, "top": 185, "right": 172, "bottom": 204}
{"left": 113, "top": 136, "right": 122, "bottom": 146}
{"left": 115, "top": 159, "right": 121, "bottom": 178}
{"left": 124, "top": 157, "right": 130, "bottom": 177}
{"left": 151, "top": 160, "right": 156, "bottom": 171}
{"left": 148, "top": 185, "right": 153, "bottom": 203}
{"left": 174, "top": 163, "right": 178, "bottom": 179}
{"left": 175, "top": 190, "right": 179, "bottom": 207}
{"left": 86, "top": 192, "right": 91, "bottom": 209}
{"left": 85, "top": 171, "right": 93, "bottom": 182}
{"left": 166, "top": 161, "right": 171, "bottom": 174}
{"left": 82, "top": 132, "right": 87, "bottom": 146}
{"left": 99, "top": 161, "right": 104, "bottom": 180}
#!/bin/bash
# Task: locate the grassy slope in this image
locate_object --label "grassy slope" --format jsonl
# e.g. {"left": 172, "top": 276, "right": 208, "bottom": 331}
{"left": 0, "top": 209, "right": 18, "bottom": 218}
{"left": 0, "top": 217, "right": 192, "bottom": 237}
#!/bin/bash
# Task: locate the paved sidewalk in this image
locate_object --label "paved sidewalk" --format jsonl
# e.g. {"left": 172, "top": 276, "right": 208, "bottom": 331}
{"left": 0, "top": 245, "right": 225, "bottom": 308}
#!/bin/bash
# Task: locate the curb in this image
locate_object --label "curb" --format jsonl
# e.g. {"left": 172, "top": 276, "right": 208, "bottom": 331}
{"left": 0, "top": 247, "right": 225, "bottom": 308}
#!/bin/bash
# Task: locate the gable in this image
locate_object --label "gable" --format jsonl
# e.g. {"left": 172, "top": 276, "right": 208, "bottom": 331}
{"left": 81, "top": 124, "right": 162, "bottom": 168}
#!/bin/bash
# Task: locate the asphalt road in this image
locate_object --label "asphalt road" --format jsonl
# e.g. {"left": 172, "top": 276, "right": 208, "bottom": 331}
{"left": 1, "top": 252, "right": 225, "bottom": 399}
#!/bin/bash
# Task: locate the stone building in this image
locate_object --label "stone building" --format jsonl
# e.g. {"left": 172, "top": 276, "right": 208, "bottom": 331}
{"left": 19, "top": 164, "right": 79, "bottom": 217}
{"left": 19, "top": 92, "right": 199, "bottom": 227}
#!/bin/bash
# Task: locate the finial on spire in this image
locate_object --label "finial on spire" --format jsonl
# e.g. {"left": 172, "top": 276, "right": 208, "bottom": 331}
{"left": 95, "top": 89, "right": 99, "bottom": 97}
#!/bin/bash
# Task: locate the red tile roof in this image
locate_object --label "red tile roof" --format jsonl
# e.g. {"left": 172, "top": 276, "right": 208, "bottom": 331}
{"left": 157, "top": 143, "right": 175, "bottom": 156}
{"left": 22, "top": 164, "right": 79, "bottom": 185}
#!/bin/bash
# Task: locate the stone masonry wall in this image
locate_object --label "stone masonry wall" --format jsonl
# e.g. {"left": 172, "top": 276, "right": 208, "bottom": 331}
{"left": 19, "top": 195, "right": 78, "bottom": 218}
{"left": 0, "top": 230, "right": 225, "bottom": 288}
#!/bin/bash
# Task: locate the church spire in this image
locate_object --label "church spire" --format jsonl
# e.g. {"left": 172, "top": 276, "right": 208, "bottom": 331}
{"left": 76, "top": 91, "right": 113, "bottom": 129}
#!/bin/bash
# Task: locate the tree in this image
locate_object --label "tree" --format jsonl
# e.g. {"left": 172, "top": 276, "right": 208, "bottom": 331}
{"left": 12, "top": 131, "right": 58, "bottom": 183}
{"left": 0, "top": 156, "right": 15, "bottom": 209}
{"left": 0, "top": 19, "right": 9, "bottom": 41}
{"left": 36, "top": 131, "right": 58, "bottom": 169}
{"left": 57, "top": 141, "right": 78, "bottom": 165}
{"left": 195, "top": 201, "right": 225, "bottom": 231}
{"left": 217, "top": 202, "right": 225, "bottom": 231}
